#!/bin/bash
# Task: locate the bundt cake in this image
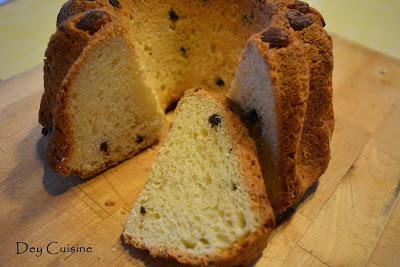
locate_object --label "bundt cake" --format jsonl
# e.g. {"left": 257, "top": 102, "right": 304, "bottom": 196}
{"left": 123, "top": 88, "right": 275, "bottom": 266}
{"left": 40, "top": 0, "right": 277, "bottom": 178}
{"left": 39, "top": 0, "right": 333, "bottom": 214}
{"left": 228, "top": 1, "right": 334, "bottom": 213}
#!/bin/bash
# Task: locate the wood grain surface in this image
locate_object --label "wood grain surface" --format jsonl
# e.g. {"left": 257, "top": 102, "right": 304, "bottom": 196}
{"left": 0, "top": 35, "right": 399, "bottom": 266}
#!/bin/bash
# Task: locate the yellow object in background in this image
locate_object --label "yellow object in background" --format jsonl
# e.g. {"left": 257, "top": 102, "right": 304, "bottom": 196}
{"left": 309, "top": 0, "right": 400, "bottom": 60}
{"left": 0, "top": 0, "right": 65, "bottom": 80}
{"left": 0, "top": 0, "right": 399, "bottom": 80}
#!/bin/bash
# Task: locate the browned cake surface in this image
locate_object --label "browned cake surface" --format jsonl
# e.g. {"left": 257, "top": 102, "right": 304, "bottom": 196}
{"left": 124, "top": 89, "right": 275, "bottom": 266}
{"left": 45, "top": 16, "right": 164, "bottom": 177}
{"left": 273, "top": 0, "right": 334, "bottom": 212}
{"left": 229, "top": 0, "right": 333, "bottom": 213}
{"left": 40, "top": 9, "right": 114, "bottom": 129}
{"left": 40, "top": 0, "right": 333, "bottom": 213}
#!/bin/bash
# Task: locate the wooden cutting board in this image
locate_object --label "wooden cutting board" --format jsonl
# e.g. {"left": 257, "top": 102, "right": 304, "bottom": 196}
{"left": 1, "top": 35, "right": 399, "bottom": 267}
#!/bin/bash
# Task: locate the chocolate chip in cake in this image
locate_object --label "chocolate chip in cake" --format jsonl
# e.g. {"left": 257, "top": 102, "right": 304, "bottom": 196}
{"left": 108, "top": 0, "right": 121, "bottom": 8}
{"left": 261, "top": 27, "right": 289, "bottom": 48}
{"left": 209, "top": 114, "right": 221, "bottom": 127}
{"left": 286, "top": 10, "right": 314, "bottom": 31}
{"left": 215, "top": 77, "right": 225, "bottom": 87}
{"left": 168, "top": 9, "right": 180, "bottom": 22}
{"left": 100, "top": 142, "right": 109, "bottom": 152}
{"left": 135, "top": 135, "right": 144, "bottom": 144}
{"left": 232, "top": 182, "right": 238, "bottom": 191}
{"left": 140, "top": 206, "right": 146, "bottom": 215}
{"left": 41, "top": 127, "right": 51, "bottom": 136}
{"left": 248, "top": 109, "right": 261, "bottom": 124}
{"left": 289, "top": 0, "right": 310, "bottom": 14}
{"left": 180, "top": 46, "right": 188, "bottom": 58}
{"left": 76, "top": 10, "right": 112, "bottom": 35}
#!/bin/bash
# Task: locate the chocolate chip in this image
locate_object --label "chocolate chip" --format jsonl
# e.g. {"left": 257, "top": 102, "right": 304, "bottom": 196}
{"left": 135, "top": 135, "right": 144, "bottom": 144}
{"left": 180, "top": 46, "right": 188, "bottom": 58}
{"left": 286, "top": 10, "right": 313, "bottom": 31}
{"left": 289, "top": 0, "right": 310, "bottom": 14}
{"left": 76, "top": 10, "right": 112, "bottom": 35}
{"left": 261, "top": 27, "right": 289, "bottom": 48}
{"left": 248, "top": 109, "right": 261, "bottom": 124}
{"left": 215, "top": 77, "right": 225, "bottom": 87}
{"left": 168, "top": 9, "right": 179, "bottom": 22}
{"left": 140, "top": 206, "right": 146, "bottom": 215}
{"left": 209, "top": 114, "right": 221, "bottom": 127}
{"left": 41, "top": 127, "right": 50, "bottom": 136}
{"left": 100, "top": 142, "right": 108, "bottom": 152}
{"left": 109, "top": 0, "right": 121, "bottom": 8}
{"left": 232, "top": 182, "right": 238, "bottom": 191}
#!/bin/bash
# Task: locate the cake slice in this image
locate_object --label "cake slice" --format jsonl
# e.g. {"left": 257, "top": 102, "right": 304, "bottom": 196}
{"left": 40, "top": 9, "right": 114, "bottom": 129}
{"left": 44, "top": 12, "right": 164, "bottom": 178}
{"left": 228, "top": 1, "right": 333, "bottom": 213}
{"left": 123, "top": 89, "right": 274, "bottom": 266}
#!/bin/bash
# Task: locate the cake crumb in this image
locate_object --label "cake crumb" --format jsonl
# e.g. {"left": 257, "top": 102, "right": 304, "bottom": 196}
{"left": 105, "top": 199, "right": 116, "bottom": 207}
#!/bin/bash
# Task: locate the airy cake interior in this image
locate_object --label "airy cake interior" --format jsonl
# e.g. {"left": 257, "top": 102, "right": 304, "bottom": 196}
{"left": 66, "top": 34, "right": 164, "bottom": 175}
{"left": 124, "top": 93, "right": 259, "bottom": 256}
{"left": 126, "top": 0, "right": 271, "bottom": 110}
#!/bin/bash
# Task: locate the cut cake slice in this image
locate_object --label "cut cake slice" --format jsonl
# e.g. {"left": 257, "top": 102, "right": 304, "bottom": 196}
{"left": 123, "top": 89, "right": 274, "bottom": 266}
{"left": 228, "top": 1, "right": 333, "bottom": 213}
{"left": 44, "top": 11, "right": 164, "bottom": 178}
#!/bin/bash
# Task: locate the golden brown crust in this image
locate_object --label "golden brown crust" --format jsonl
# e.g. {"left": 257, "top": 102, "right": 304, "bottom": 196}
{"left": 40, "top": 9, "right": 115, "bottom": 129}
{"left": 56, "top": 0, "right": 134, "bottom": 27}
{"left": 45, "top": 19, "right": 157, "bottom": 178}
{"left": 291, "top": 5, "right": 334, "bottom": 191}
{"left": 247, "top": 1, "right": 333, "bottom": 213}
{"left": 275, "top": 1, "right": 333, "bottom": 212}
{"left": 259, "top": 35, "right": 310, "bottom": 213}
{"left": 45, "top": 21, "right": 120, "bottom": 177}
{"left": 124, "top": 89, "right": 275, "bottom": 267}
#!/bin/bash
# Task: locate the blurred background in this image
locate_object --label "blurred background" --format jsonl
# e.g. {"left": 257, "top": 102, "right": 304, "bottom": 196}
{"left": 0, "top": 0, "right": 399, "bottom": 80}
